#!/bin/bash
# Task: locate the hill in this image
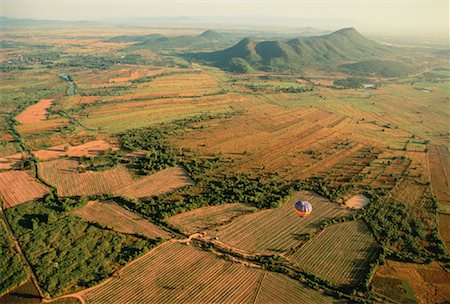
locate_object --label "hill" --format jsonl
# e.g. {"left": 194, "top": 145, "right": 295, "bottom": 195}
{"left": 340, "top": 59, "right": 412, "bottom": 77}
{"left": 190, "top": 27, "right": 393, "bottom": 73}
{"left": 198, "top": 30, "right": 225, "bottom": 40}
{"left": 106, "top": 30, "right": 237, "bottom": 52}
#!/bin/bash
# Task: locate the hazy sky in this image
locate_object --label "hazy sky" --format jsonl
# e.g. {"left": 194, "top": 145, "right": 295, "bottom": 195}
{"left": 1, "top": 0, "right": 448, "bottom": 35}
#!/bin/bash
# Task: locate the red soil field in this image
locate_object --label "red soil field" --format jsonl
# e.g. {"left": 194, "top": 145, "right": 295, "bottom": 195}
{"left": 16, "top": 118, "right": 69, "bottom": 135}
{"left": 73, "top": 201, "right": 171, "bottom": 239}
{"left": 0, "top": 152, "right": 27, "bottom": 170}
{"left": 0, "top": 171, "right": 50, "bottom": 208}
{"left": 16, "top": 99, "right": 54, "bottom": 124}
{"left": 114, "top": 166, "right": 194, "bottom": 199}
{"left": 33, "top": 140, "right": 118, "bottom": 161}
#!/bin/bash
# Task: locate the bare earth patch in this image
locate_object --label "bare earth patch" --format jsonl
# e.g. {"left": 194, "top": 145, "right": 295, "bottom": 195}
{"left": 73, "top": 201, "right": 171, "bottom": 239}
{"left": 345, "top": 194, "right": 370, "bottom": 209}
{"left": 33, "top": 140, "right": 118, "bottom": 161}
{"left": 16, "top": 99, "right": 54, "bottom": 124}
{"left": 0, "top": 152, "right": 27, "bottom": 170}
{"left": 0, "top": 170, "right": 50, "bottom": 208}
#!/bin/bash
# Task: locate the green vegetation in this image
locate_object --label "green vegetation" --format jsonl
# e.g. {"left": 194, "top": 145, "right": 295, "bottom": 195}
{"left": 192, "top": 28, "right": 391, "bottom": 73}
{"left": 225, "top": 57, "right": 254, "bottom": 73}
{"left": 0, "top": 218, "right": 28, "bottom": 296}
{"left": 57, "top": 54, "right": 147, "bottom": 69}
{"left": 243, "top": 82, "right": 312, "bottom": 93}
{"left": 78, "top": 149, "right": 120, "bottom": 172}
{"left": 340, "top": 60, "right": 412, "bottom": 77}
{"left": 5, "top": 199, "right": 159, "bottom": 297}
{"left": 372, "top": 276, "right": 417, "bottom": 303}
{"left": 119, "top": 30, "right": 236, "bottom": 52}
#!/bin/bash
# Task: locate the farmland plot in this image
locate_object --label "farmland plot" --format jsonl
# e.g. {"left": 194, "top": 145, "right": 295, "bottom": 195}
{"left": 0, "top": 171, "right": 50, "bottom": 208}
{"left": 73, "top": 201, "right": 171, "bottom": 239}
{"left": 209, "top": 191, "right": 351, "bottom": 254}
{"left": 0, "top": 152, "right": 27, "bottom": 170}
{"left": 173, "top": 102, "right": 356, "bottom": 180}
{"left": 82, "top": 241, "right": 334, "bottom": 304}
{"left": 256, "top": 272, "right": 334, "bottom": 304}
{"left": 167, "top": 203, "right": 257, "bottom": 234}
{"left": 33, "top": 140, "right": 118, "bottom": 161}
{"left": 114, "top": 166, "right": 194, "bottom": 199}
{"left": 16, "top": 118, "right": 69, "bottom": 135}
{"left": 38, "top": 159, "right": 133, "bottom": 196}
{"left": 288, "top": 220, "right": 379, "bottom": 286}
{"left": 428, "top": 145, "right": 450, "bottom": 203}
{"left": 15, "top": 99, "right": 54, "bottom": 124}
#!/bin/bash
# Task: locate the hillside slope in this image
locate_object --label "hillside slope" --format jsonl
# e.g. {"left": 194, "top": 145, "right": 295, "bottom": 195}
{"left": 191, "top": 27, "right": 394, "bottom": 73}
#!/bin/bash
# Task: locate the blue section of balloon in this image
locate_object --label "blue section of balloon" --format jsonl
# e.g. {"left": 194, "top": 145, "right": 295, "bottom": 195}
{"left": 295, "top": 200, "right": 312, "bottom": 213}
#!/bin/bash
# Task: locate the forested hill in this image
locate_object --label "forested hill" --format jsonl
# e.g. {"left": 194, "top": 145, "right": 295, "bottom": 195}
{"left": 190, "top": 27, "right": 394, "bottom": 73}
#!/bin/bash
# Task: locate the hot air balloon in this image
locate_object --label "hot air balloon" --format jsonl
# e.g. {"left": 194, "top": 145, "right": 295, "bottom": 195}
{"left": 294, "top": 200, "right": 312, "bottom": 217}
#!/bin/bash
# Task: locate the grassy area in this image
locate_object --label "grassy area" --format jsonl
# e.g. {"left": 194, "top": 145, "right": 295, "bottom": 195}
{"left": 372, "top": 276, "right": 417, "bottom": 303}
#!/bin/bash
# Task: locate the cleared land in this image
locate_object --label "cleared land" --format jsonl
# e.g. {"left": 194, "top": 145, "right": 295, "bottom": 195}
{"left": 16, "top": 99, "right": 54, "bottom": 124}
{"left": 0, "top": 171, "right": 50, "bottom": 208}
{"left": 114, "top": 166, "right": 194, "bottom": 199}
{"left": 16, "top": 118, "right": 69, "bottom": 135}
{"left": 73, "top": 201, "right": 171, "bottom": 239}
{"left": 288, "top": 220, "right": 379, "bottom": 286}
{"left": 167, "top": 203, "right": 257, "bottom": 234}
{"left": 33, "top": 140, "right": 118, "bottom": 161}
{"left": 209, "top": 191, "right": 351, "bottom": 254}
{"left": 82, "top": 241, "right": 334, "bottom": 304}
{"left": 345, "top": 194, "right": 370, "bottom": 209}
{"left": 0, "top": 152, "right": 27, "bottom": 170}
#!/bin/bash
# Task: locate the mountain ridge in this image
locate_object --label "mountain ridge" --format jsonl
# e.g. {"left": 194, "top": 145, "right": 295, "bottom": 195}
{"left": 190, "top": 27, "right": 393, "bottom": 73}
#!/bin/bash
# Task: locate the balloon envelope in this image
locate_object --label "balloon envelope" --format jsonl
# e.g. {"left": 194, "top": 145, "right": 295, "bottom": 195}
{"left": 294, "top": 200, "right": 312, "bottom": 217}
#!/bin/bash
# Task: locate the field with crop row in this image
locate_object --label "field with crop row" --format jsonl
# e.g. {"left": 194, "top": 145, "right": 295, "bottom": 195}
{"left": 173, "top": 102, "right": 357, "bottom": 180}
{"left": 73, "top": 201, "right": 171, "bottom": 239}
{"left": 428, "top": 145, "right": 450, "bottom": 204}
{"left": 114, "top": 166, "right": 193, "bottom": 199}
{"left": 80, "top": 95, "right": 236, "bottom": 133}
{"left": 209, "top": 191, "right": 351, "bottom": 254}
{"left": 167, "top": 203, "right": 257, "bottom": 234}
{"left": 288, "top": 220, "right": 379, "bottom": 286}
{"left": 0, "top": 171, "right": 50, "bottom": 208}
{"left": 38, "top": 160, "right": 193, "bottom": 199}
{"left": 82, "top": 241, "right": 335, "bottom": 304}
{"left": 38, "top": 159, "right": 133, "bottom": 196}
